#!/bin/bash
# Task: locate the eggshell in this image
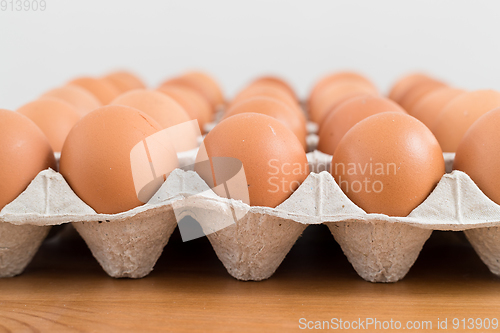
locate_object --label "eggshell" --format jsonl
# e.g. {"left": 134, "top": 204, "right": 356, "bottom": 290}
{"left": 398, "top": 80, "right": 447, "bottom": 113}
{"left": 195, "top": 113, "right": 309, "bottom": 208}
{"left": 222, "top": 96, "right": 307, "bottom": 149}
{"left": 454, "top": 108, "right": 500, "bottom": 205}
{"left": 230, "top": 84, "right": 306, "bottom": 125}
{"left": 157, "top": 85, "right": 212, "bottom": 133}
{"left": 40, "top": 84, "right": 102, "bottom": 116}
{"left": 309, "top": 81, "right": 378, "bottom": 123}
{"left": 110, "top": 89, "right": 192, "bottom": 129}
{"left": 248, "top": 76, "right": 297, "bottom": 101}
{"left": 162, "top": 71, "right": 224, "bottom": 110}
{"left": 59, "top": 105, "right": 178, "bottom": 214}
{"left": 318, "top": 95, "right": 406, "bottom": 155}
{"left": 17, "top": 98, "right": 81, "bottom": 152}
{"left": 388, "top": 73, "right": 435, "bottom": 103}
{"left": 0, "top": 109, "right": 56, "bottom": 209}
{"left": 331, "top": 112, "right": 445, "bottom": 217}
{"left": 411, "top": 87, "right": 465, "bottom": 128}
{"left": 69, "top": 77, "right": 121, "bottom": 105}
{"left": 309, "top": 72, "right": 376, "bottom": 109}
{"left": 432, "top": 90, "right": 500, "bottom": 152}
{"left": 103, "top": 71, "right": 146, "bottom": 93}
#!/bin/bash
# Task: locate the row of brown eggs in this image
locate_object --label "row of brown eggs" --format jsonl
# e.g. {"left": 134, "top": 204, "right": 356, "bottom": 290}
{"left": 207, "top": 73, "right": 445, "bottom": 217}
{"left": 0, "top": 70, "right": 223, "bottom": 214}
{"left": 2, "top": 70, "right": 500, "bottom": 220}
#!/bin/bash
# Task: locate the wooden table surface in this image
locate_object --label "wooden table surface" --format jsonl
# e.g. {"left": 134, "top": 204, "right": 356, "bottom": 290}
{"left": 0, "top": 224, "right": 499, "bottom": 333}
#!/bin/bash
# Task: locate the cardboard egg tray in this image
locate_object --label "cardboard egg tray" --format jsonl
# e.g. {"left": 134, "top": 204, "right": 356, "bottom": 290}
{"left": 2, "top": 122, "right": 500, "bottom": 283}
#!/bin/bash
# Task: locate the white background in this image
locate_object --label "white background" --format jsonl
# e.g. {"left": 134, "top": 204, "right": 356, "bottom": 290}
{"left": 0, "top": 0, "right": 499, "bottom": 110}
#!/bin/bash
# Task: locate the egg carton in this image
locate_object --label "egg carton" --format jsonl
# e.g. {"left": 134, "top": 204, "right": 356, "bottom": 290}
{"left": 2, "top": 136, "right": 500, "bottom": 283}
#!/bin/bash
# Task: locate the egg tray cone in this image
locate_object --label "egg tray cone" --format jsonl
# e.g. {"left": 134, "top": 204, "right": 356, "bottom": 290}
{"left": 2, "top": 139, "right": 500, "bottom": 282}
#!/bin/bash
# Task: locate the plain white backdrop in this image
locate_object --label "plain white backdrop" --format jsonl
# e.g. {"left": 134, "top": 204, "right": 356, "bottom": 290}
{"left": 1, "top": 0, "right": 499, "bottom": 110}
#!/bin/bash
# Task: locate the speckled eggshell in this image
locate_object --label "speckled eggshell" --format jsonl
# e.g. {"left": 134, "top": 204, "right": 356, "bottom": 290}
{"left": 69, "top": 77, "right": 121, "bottom": 105}
{"left": 0, "top": 109, "right": 56, "bottom": 209}
{"left": 17, "top": 98, "right": 81, "bottom": 152}
{"left": 103, "top": 71, "right": 146, "bottom": 93}
{"left": 331, "top": 112, "right": 445, "bottom": 217}
{"left": 318, "top": 95, "right": 406, "bottom": 155}
{"left": 40, "top": 84, "right": 102, "bottom": 116}
{"left": 309, "top": 81, "right": 378, "bottom": 124}
{"left": 454, "top": 108, "right": 500, "bottom": 205}
{"left": 110, "top": 89, "right": 191, "bottom": 129}
{"left": 195, "top": 113, "right": 309, "bottom": 208}
{"left": 411, "top": 87, "right": 465, "bottom": 128}
{"left": 157, "top": 85, "right": 213, "bottom": 132}
{"left": 432, "top": 90, "right": 500, "bottom": 152}
{"left": 59, "top": 105, "right": 178, "bottom": 214}
{"left": 222, "top": 96, "right": 307, "bottom": 149}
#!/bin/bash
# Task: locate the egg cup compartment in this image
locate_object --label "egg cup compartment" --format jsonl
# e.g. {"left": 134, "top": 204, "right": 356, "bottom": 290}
{"left": 0, "top": 222, "right": 50, "bottom": 278}
{"left": 0, "top": 169, "right": 184, "bottom": 278}
{"left": 2, "top": 135, "right": 500, "bottom": 283}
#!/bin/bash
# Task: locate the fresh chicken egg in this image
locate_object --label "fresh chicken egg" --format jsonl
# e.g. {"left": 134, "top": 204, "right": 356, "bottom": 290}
{"left": 222, "top": 96, "right": 307, "bottom": 149}
{"left": 17, "top": 98, "right": 81, "bottom": 152}
{"left": 103, "top": 70, "right": 146, "bottom": 93}
{"left": 69, "top": 77, "right": 121, "bottom": 105}
{"left": 318, "top": 95, "right": 406, "bottom": 155}
{"left": 195, "top": 113, "right": 308, "bottom": 208}
{"left": 59, "top": 105, "right": 178, "bottom": 214}
{"left": 432, "top": 90, "right": 500, "bottom": 152}
{"left": 157, "top": 85, "right": 213, "bottom": 133}
{"left": 40, "top": 84, "right": 102, "bottom": 116}
{"left": 411, "top": 87, "right": 465, "bottom": 129}
{"left": 309, "top": 81, "right": 378, "bottom": 123}
{"left": 331, "top": 112, "right": 445, "bottom": 216}
{"left": 0, "top": 109, "right": 56, "bottom": 209}
{"left": 454, "top": 107, "right": 500, "bottom": 205}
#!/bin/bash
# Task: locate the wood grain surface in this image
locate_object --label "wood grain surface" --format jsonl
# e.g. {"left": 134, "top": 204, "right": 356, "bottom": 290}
{"left": 0, "top": 224, "right": 499, "bottom": 332}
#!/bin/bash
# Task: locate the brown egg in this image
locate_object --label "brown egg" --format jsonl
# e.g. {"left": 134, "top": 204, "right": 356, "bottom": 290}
{"left": 0, "top": 109, "right": 56, "bottom": 209}
{"left": 110, "top": 89, "right": 191, "bottom": 129}
{"left": 230, "top": 84, "right": 306, "bottom": 125}
{"left": 309, "top": 72, "right": 376, "bottom": 104}
{"left": 432, "top": 90, "right": 500, "bottom": 152}
{"left": 17, "top": 98, "right": 81, "bottom": 152}
{"left": 398, "top": 79, "right": 447, "bottom": 113}
{"left": 454, "top": 108, "right": 500, "bottom": 205}
{"left": 40, "top": 84, "right": 102, "bottom": 116}
{"left": 248, "top": 76, "right": 297, "bottom": 101}
{"left": 411, "top": 87, "right": 465, "bottom": 128}
{"left": 309, "top": 81, "right": 378, "bottom": 123}
{"left": 331, "top": 112, "right": 445, "bottom": 216}
{"left": 60, "top": 105, "right": 178, "bottom": 214}
{"left": 103, "top": 70, "right": 146, "bottom": 93}
{"left": 157, "top": 85, "right": 212, "bottom": 133}
{"left": 69, "top": 77, "right": 121, "bottom": 105}
{"left": 388, "top": 73, "right": 434, "bottom": 103}
{"left": 195, "top": 113, "right": 309, "bottom": 208}
{"left": 318, "top": 95, "right": 406, "bottom": 155}
{"left": 222, "top": 97, "right": 307, "bottom": 149}
{"left": 162, "top": 71, "right": 224, "bottom": 110}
